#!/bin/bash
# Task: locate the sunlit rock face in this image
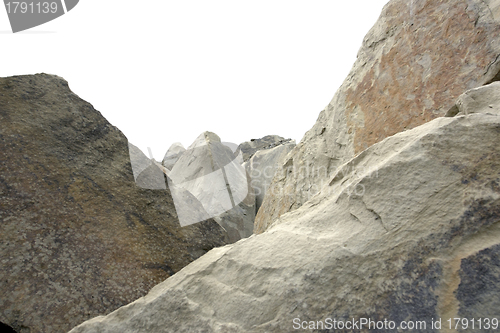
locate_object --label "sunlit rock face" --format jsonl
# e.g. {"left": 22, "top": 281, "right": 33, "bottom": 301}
{"left": 255, "top": 0, "right": 500, "bottom": 233}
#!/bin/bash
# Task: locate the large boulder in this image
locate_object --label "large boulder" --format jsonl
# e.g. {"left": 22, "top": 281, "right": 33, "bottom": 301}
{"left": 0, "top": 74, "right": 229, "bottom": 333}
{"left": 168, "top": 132, "right": 255, "bottom": 242}
{"left": 243, "top": 141, "right": 295, "bottom": 213}
{"left": 255, "top": 0, "right": 500, "bottom": 233}
{"left": 68, "top": 110, "right": 500, "bottom": 333}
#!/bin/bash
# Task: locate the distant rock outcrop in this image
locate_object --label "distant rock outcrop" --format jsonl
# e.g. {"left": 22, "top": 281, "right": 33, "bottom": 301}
{"left": 168, "top": 132, "right": 255, "bottom": 242}
{"left": 0, "top": 74, "right": 229, "bottom": 333}
{"left": 68, "top": 109, "right": 500, "bottom": 333}
{"left": 255, "top": 0, "right": 500, "bottom": 233}
{"left": 237, "top": 135, "right": 293, "bottom": 162}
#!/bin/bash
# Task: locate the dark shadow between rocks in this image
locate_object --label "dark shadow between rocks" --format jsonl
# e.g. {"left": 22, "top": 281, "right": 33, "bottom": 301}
{"left": 0, "top": 322, "right": 16, "bottom": 333}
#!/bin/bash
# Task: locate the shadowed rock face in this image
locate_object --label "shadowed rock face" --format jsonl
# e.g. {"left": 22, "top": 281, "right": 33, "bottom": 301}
{"left": 0, "top": 74, "right": 229, "bottom": 333}
{"left": 68, "top": 111, "right": 500, "bottom": 333}
{"left": 255, "top": 0, "right": 500, "bottom": 233}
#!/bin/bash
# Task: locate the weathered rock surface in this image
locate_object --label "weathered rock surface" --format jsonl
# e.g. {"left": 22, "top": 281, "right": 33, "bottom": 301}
{"left": 168, "top": 132, "right": 255, "bottom": 242}
{"left": 255, "top": 0, "right": 500, "bottom": 233}
{"left": 243, "top": 141, "right": 295, "bottom": 213}
{"left": 452, "top": 81, "right": 500, "bottom": 117}
{"left": 0, "top": 74, "right": 229, "bottom": 333}
{"left": 69, "top": 111, "right": 500, "bottom": 333}
{"left": 162, "top": 142, "right": 185, "bottom": 170}
{"left": 237, "top": 135, "right": 292, "bottom": 162}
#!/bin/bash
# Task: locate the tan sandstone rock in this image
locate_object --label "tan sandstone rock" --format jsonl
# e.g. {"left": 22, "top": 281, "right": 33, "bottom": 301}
{"left": 453, "top": 81, "right": 500, "bottom": 116}
{"left": 255, "top": 0, "right": 500, "bottom": 233}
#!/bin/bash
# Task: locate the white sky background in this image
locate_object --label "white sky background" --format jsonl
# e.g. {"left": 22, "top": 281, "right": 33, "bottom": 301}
{"left": 1, "top": 0, "right": 388, "bottom": 160}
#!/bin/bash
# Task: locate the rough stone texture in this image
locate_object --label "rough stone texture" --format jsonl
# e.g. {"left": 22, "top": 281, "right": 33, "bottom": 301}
{"left": 237, "top": 135, "right": 292, "bottom": 162}
{"left": 168, "top": 132, "right": 255, "bottom": 242}
{"left": 242, "top": 142, "right": 295, "bottom": 213}
{"left": 162, "top": 142, "right": 185, "bottom": 170}
{"left": 255, "top": 0, "right": 500, "bottom": 233}
{"left": 0, "top": 74, "right": 229, "bottom": 333}
{"left": 68, "top": 112, "right": 500, "bottom": 333}
{"left": 485, "top": 0, "right": 500, "bottom": 22}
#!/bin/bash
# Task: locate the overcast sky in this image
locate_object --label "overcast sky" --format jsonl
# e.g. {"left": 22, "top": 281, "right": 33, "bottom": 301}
{"left": 1, "top": 0, "right": 388, "bottom": 160}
